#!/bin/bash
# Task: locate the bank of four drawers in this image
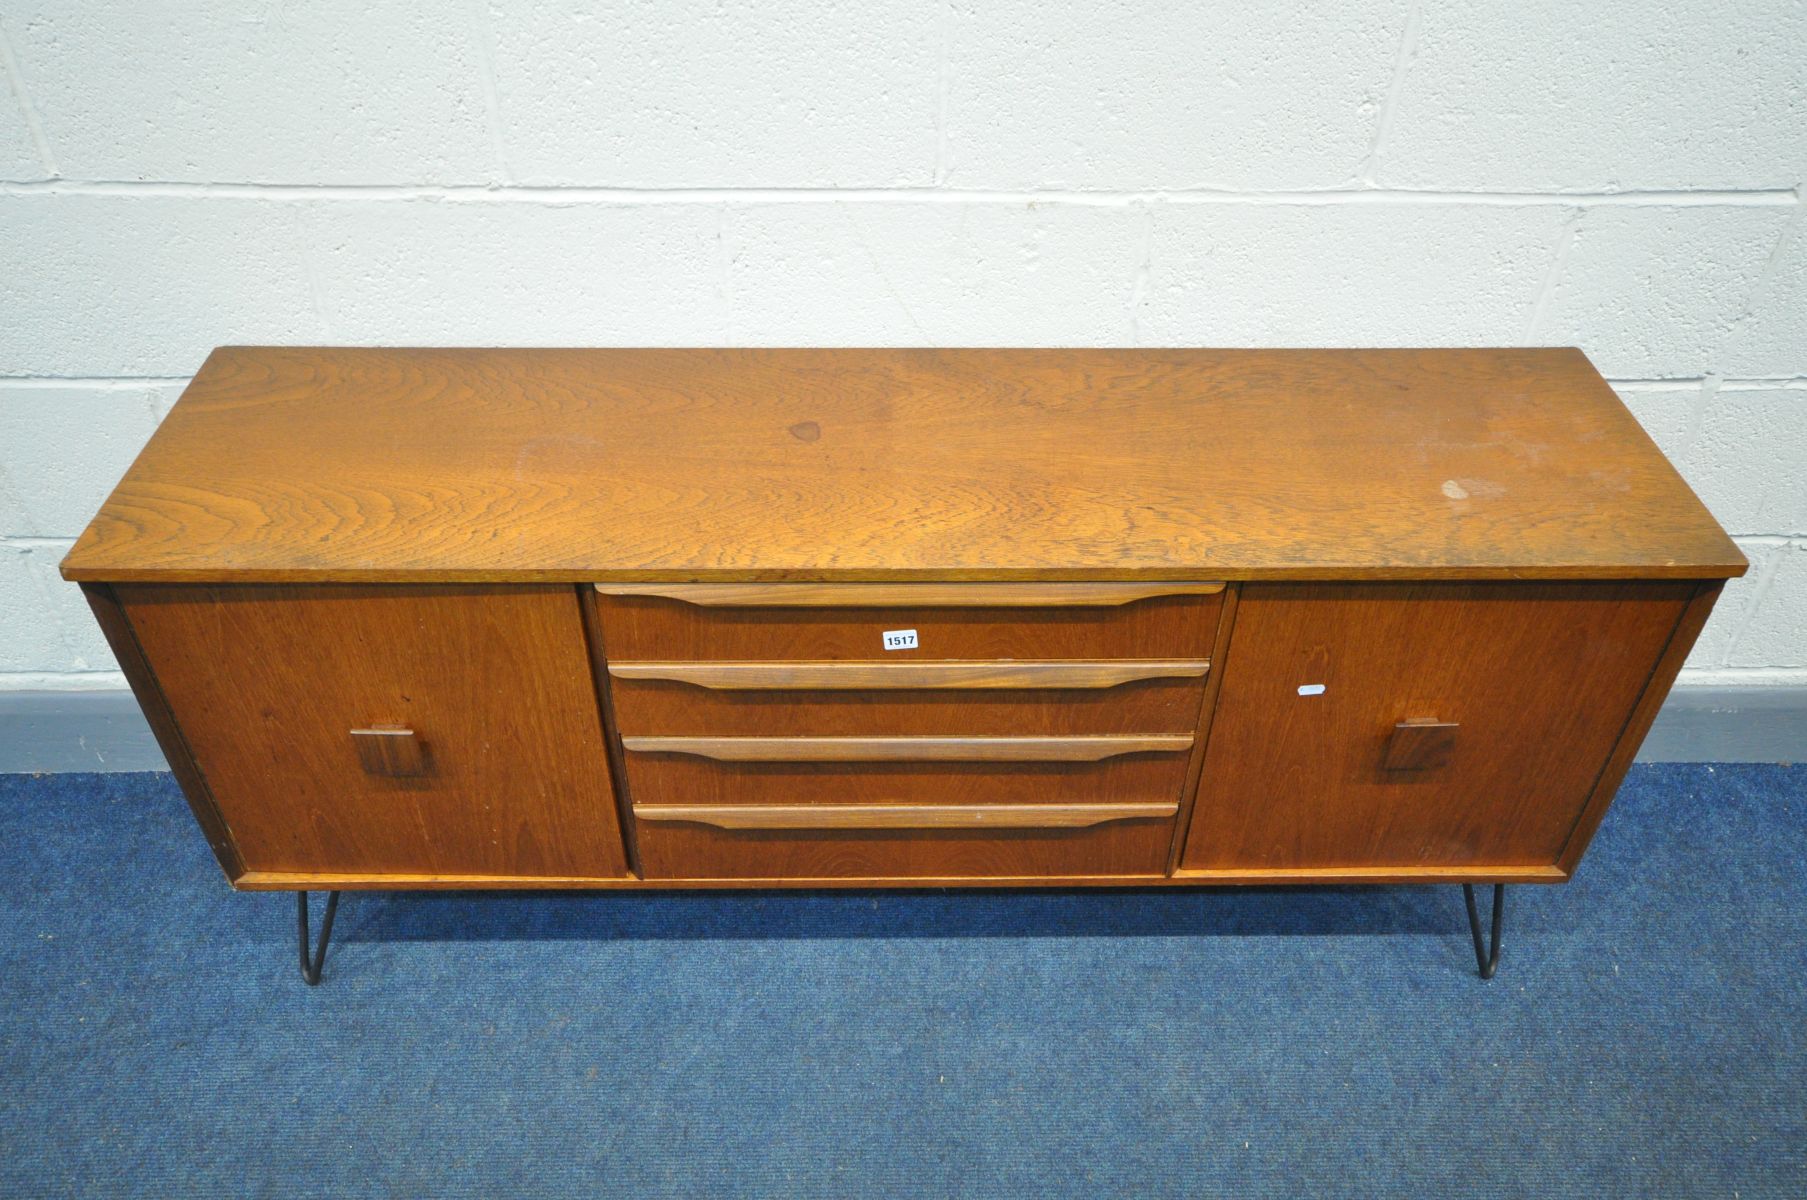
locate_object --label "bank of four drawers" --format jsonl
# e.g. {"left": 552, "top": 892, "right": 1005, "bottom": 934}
{"left": 592, "top": 582, "right": 1225, "bottom": 879}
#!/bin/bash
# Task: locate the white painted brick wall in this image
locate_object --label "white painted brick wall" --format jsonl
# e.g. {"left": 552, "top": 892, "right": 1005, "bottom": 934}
{"left": 1723, "top": 215, "right": 1807, "bottom": 378}
{"left": 941, "top": 1, "right": 1406, "bottom": 189}
{"left": 0, "top": 541, "right": 114, "bottom": 681}
{"left": 1729, "top": 546, "right": 1807, "bottom": 668}
{"left": 724, "top": 203, "right": 1143, "bottom": 344}
{"left": 0, "top": 383, "right": 170, "bottom": 534}
{"left": 0, "top": 194, "right": 322, "bottom": 376}
{"left": 0, "top": 3, "right": 1802, "bottom": 693}
{"left": 309, "top": 201, "right": 726, "bottom": 344}
{"left": 2, "top": 78, "right": 41, "bottom": 179}
{"left": 1381, "top": 0, "right": 1807, "bottom": 190}
{"left": 7, "top": 1, "right": 493, "bottom": 184}
{"left": 488, "top": 1, "right": 941, "bottom": 187}
{"left": 1690, "top": 389, "right": 1807, "bottom": 535}
{"left": 1140, "top": 204, "right": 1565, "bottom": 345}
{"left": 1538, "top": 206, "right": 1796, "bottom": 378}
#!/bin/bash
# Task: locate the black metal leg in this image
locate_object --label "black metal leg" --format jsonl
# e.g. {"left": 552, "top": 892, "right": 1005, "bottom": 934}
{"left": 297, "top": 890, "right": 341, "bottom": 986}
{"left": 1462, "top": 883, "right": 1504, "bottom": 979}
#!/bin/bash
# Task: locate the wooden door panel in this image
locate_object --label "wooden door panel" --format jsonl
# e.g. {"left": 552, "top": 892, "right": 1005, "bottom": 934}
{"left": 1180, "top": 582, "right": 1692, "bottom": 872}
{"left": 120, "top": 584, "right": 629, "bottom": 878}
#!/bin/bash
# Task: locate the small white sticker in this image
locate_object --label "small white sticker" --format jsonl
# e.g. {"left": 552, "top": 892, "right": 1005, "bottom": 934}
{"left": 1297, "top": 683, "right": 1326, "bottom": 696}
{"left": 882, "top": 628, "right": 919, "bottom": 651}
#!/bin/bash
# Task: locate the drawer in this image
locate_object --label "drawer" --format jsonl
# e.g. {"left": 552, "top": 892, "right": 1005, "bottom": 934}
{"left": 623, "top": 734, "right": 1188, "bottom": 878}
{"left": 634, "top": 820, "right": 1175, "bottom": 880}
{"left": 621, "top": 736, "right": 1193, "bottom": 805}
{"left": 593, "top": 582, "right": 1223, "bottom": 661}
{"left": 607, "top": 659, "right": 1210, "bottom": 736}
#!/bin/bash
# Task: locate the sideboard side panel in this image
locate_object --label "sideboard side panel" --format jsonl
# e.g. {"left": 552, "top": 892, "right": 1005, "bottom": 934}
{"left": 81, "top": 583, "right": 246, "bottom": 881}
{"left": 116, "top": 584, "right": 631, "bottom": 880}
{"left": 1166, "top": 582, "right": 1240, "bottom": 873}
{"left": 578, "top": 584, "right": 643, "bottom": 877}
{"left": 1555, "top": 580, "right": 1723, "bottom": 874}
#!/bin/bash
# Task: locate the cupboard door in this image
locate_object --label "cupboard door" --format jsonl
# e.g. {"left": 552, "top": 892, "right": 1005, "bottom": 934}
{"left": 120, "top": 584, "right": 629, "bottom": 879}
{"left": 1179, "top": 583, "right": 1694, "bottom": 874}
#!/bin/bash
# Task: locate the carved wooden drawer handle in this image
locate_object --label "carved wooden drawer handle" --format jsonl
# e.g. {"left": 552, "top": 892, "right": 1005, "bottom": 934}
{"left": 1383, "top": 719, "right": 1460, "bottom": 771}
{"left": 608, "top": 659, "right": 1210, "bottom": 690}
{"left": 632, "top": 802, "right": 1180, "bottom": 830}
{"left": 620, "top": 734, "right": 1194, "bottom": 763}
{"left": 350, "top": 725, "right": 427, "bottom": 777}
{"left": 593, "top": 582, "right": 1224, "bottom": 607}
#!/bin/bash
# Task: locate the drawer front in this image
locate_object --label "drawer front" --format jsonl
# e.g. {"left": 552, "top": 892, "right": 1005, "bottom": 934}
{"left": 634, "top": 820, "right": 1174, "bottom": 880}
{"left": 622, "top": 744, "right": 1192, "bottom": 807}
{"left": 594, "top": 582, "right": 1223, "bottom": 661}
{"left": 595, "top": 582, "right": 1220, "bottom": 881}
{"left": 608, "top": 664, "right": 1209, "bottom": 736}
{"left": 624, "top": 739, "right": 1188, "bottom": 878}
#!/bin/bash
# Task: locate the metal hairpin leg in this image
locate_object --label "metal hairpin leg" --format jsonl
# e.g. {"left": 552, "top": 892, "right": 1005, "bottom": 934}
{"left": 1462, "top": 883, "right": 1504, "bottom": 979}
{"left": 297, "top": 890, "right": 342, "bottom": 986}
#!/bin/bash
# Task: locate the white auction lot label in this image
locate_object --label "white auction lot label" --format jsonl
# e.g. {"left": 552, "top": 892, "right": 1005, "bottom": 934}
{"left": 882, "top": 629, "right": 919, "bottom": 651}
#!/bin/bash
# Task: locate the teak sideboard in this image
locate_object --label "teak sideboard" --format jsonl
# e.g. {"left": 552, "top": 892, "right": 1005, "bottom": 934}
{"left": 62, "top": 347, "right": 1744, "bottom": 983}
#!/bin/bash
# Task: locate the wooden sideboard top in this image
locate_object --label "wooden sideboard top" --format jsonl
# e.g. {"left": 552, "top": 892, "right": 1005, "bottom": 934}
{"left": 61, "top": 346, "right": 1743, "bottom": 584}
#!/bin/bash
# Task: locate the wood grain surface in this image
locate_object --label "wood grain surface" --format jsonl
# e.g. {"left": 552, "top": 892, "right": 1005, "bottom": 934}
{"left": 615, "top": 755, "right": 1192, "bottom": 812}
{"left": 1178, "top": 581, "right": 1693, "bottom": 873}
{"left": 1382, "top": 719, "right": 1460, "bottom": 771}
{"left": 230, "top": 862, "right": 1570, "bottom": 891}
{"left": 634, "top": 819, "right": 1175, "bottom": 879}
{"left": 117, "top": 584, "right": 631, "bottom": 878}
{"left": 594, "top": 590, "right": 1221, "bottom": 662}
{"left": 81, "top": 583, "right": 244, "bottom": 880}
{"left": 632, "top": 802, "right": 1178, "bottom": 829}
{"left": 1555, "top": 581, "right": 1723, "bottom": 873}
{"left": 1166, "top": 581, "right": 1240, "bottom": 872}
{"left": 349, "top": 726, "right": 428, "bottom": 777}
{"left": 606, "top": 659, "right": 1209, "bottom": 689}
{"left": 620, "top": 734, "right": 1193, "bottom": 762}
{"left": 64, "top": 347, "right": 1736, "bottom": 894}
{"left": 593, "top": 582, "right": 1224, "bottom": 606}
{"left": 608, "top": 676, "right": 1208, "bottom": 737}
{"left": 61, "top": 347, "right": 1744, "bottom": 584}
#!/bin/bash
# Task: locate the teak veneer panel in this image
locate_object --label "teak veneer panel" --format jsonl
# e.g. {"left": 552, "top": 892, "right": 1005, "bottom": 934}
{"left": 608, "top": 675, "right": 1208, "bottom": 737}
{"left": 62, "top": 347, "right": 1739, "bottom": 897}
{"left": 594, "top": 590, "right": 1221, "bottom": 662}
{"left": 1179, "top": 581, "right": 1695, "bottom": 873}
{"left": 594, "top": 583, "right": 1223, "bottom": 606}
{"left": 633, "top": 802, "right": 1179, "bottom": 830}
{"left": 616, "top": 755, "right": 1193, "bottom": 813}
{"left": 116, "top": 584, "right": 630, "bottom": 879}
{"left": 61, "top": 347, "right": 1744, "bottom": 584}
{"left": 80, "top": 583, "right": 243, "bottom": 880}
{"left": 620, "top": 734, "right": 1194, "bottom": 762}
{"left": 606, "top": 659, "right": 1210, "bottom": 690}
{"left": 634, "top": 820, "right": 1175, "bottom": 880}
{"left": 231, "top": 864, "right": 1571, "bottom": 891}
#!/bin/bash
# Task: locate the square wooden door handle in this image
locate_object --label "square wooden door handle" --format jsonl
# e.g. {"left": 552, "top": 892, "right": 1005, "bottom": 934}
{"left": 1384, "top": 719, "right": 1459, "bottom": 771}
{"left": 350, "top": 726, "right": 427, "bottom": 777}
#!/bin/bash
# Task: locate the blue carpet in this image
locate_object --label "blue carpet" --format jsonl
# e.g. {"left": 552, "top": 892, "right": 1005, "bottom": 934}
{"left": 0, "top": 765, "right": 1802, "bottom": 1198}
